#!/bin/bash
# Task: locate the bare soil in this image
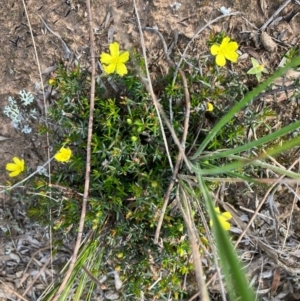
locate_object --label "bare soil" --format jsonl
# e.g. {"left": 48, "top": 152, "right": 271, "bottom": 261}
{"left": 1, "top": 0, "right": 300, "bottom": 300}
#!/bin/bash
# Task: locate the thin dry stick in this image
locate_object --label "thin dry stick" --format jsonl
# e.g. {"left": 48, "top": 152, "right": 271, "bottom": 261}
{"left": 282, "top": 161, "right": 300, "bottom": 249}
{"left": 178, "top": 174, "right": 300, "bottom": 185}
{"left": 233, "top": 157, "right": 300, "bottom": 248}
{"left": 20, "top": 0, "right": 55, "bottom": 288}
{"left": 82, "top": 265, "right": 104, "bottom": 291}
{"left": 20, "top": 0, "right": 51, "bottom": 162}
{"left": 253, "top": 83, "right": 300, "bottom": 102}
{"left": 21, "top": 256, "right": 52, "bottom": 299}
{"left": 23, "top": 246, "right": 50, "bottom": 275}
{"left": 50, "top": 0, "right": 96, "bottom": 299}
{"left": 178, "top": 187, "right": 210, "bottom": 301}
{"left": 132, "top": 0, "right": 192, "bottom": 173}
{"left": 0, "top": 279, "right": 29, "bottom": 301}
{"left": 260, "top": 0, "right": 292, "bottom": 31}
{"left": 142, "top": 28, "right": 191, "bottom": 243}
{"left": 131, "top": 18, "right": 172, "bottom": 171}
{"left": 0, "top": 157, "right": 54, "bottom": 193}
{"left": 191, "top": 187, "right": 226, "bottom": 301}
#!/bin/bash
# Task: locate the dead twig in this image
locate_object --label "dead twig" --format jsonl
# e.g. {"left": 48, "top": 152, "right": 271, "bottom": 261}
{"left": 132, "top": 1, "right": 192, "bottom": 174}
{"left": 253, "top": 82, "right": 300, "bottom": 102}
{"left": 21, "top": 256, "right": 52, "bottom": 299}
{"left": 178, "top": 187, "right": 210, "bottom": 301}
{"left": 131, "top": 6, "right": 174, "bottom": 172}
{"left": 20, "top": 0, "right": 54, "bottom": 290}
{"left": 281, "top": 162, "right": 300, "bottom": 249}
{"left": 50, "top": 0, "right": 96, "bottom": 299}
{"left": 82, "top": 265, "right": 103, "bottom": 293}
{"left": 38, "top": 14, "right": 71, "bottom": 59}
{"left": 20, "top": 1, "right": 51, "bottom": 182}
{"left": 260, "top": 0, "right": 292, "bottom": 31}
{"left": 142, "top": 27, "right": 191, "bottom": 243}
{"left": 232, "top": 157, "right": 300, "bottom": 248}
{"left": 0, "top": 279, "right": 29, "bottom": 301}
{"left": 23, "top": 246, "right": 51, "bottom": 276}
{"left": 178, "top": 173, "right": 300, "bottom": 185}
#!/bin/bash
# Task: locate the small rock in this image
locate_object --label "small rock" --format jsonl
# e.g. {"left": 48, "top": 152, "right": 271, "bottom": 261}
{"left": 260, "top": 32, "right": 277, "bottom": 52}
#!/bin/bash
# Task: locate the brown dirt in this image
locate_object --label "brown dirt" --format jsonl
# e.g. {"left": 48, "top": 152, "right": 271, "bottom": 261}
{"left": 1, "top": 0, "right": 300, "bottom": 299}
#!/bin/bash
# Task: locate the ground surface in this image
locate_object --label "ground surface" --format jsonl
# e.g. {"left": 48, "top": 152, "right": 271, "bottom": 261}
{"left": 1, "top": 0, "right": 300, "bottom": 300}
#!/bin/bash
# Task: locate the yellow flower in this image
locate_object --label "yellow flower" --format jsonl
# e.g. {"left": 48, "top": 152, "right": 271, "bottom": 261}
{"left": 206, "top": 102, "right": 214, "bottom": 112}
{"left": 210, "top": 207, "right": 232, "bottom": 231}
{"left": 6, "top": 157, "right": 25, "bottom": 177}
{"left": 48, "top": 78, "right": 56, "bottom": 86}
{"left": 100, "top": 42, "right": 129, "bottom": 76}
{"left": 54, "top": 147, "right": 72, "bottom": 163}
{"left": 210, "top": 37, "right": 239, "bottom": 67}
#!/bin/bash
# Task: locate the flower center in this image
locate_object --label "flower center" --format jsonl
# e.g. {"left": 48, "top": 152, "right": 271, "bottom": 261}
{"left": 219, "top": 48, "right": 226, "bottom": 56}
{"left": 112, "top": 55, "right": 120, "bottom": 65}
{"left": 258, "top": 64, "right": 264, "bottom": 71}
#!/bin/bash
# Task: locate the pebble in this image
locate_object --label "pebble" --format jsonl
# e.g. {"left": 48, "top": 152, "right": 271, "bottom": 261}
{"left": 260, "top": 32, "right": 277, "bottom": 52}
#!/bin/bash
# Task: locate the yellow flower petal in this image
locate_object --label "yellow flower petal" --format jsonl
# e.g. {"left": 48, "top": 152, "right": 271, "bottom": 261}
{"left": 54, "top": 147, "right": 72, "bottom": 163}
{"left": 48, "top": 78, "right": 56, "bottom": 86}
{"left": 206, "top": 102, "right": 214, "bottom": 112}
{"left": 100, "top": 53, "right": 114, "bottom": 65}
{"left": 210, "top": 207, "right": 232, "bottom": 231}
{"left": 118, "top": 51, "right": 129, "bottom": 63}
{"left": 216, "top": 54, "right": 226, "bottom": 66}
{"left": 210, "top": 44, "right": 220, "bottom": 55}
{"left": 224, "top": 50, "right": 239, "bottom": 63}
{"left": 103, "top": 63, "right": 116, "bottom": 74}
{"left": 221, "top": 211, "right": 232, "bottom": 220}
{"left": 8, "top": 171, "right": 19, "bottom": 177}
{"left": 219, "top": 218, "right": 231, "bottom": 230}
{"left": 109, "top": 42, "right": 120, "bottom": 58}
{"left": 6, "top": 163, "right": 18, "bottom": 171}
{"left": 220, "top": 36, "right": 231, "bottom": 47}
{"left": 13, "top": 157, "right": 24, "bottom": 169}
{"left": 6, "top": 157, "right": 25, "bottom": 177}
{"left": 226, "top": 41, "right": 238, "bottom": 52}
{"left": 100, "top": 42, "right": 129, "bottom": 76}
{"left": 116, "top": 63, "right": 128, "bottom": 76}
{"left": 210, "top": 36, "right": 239, "bottom": 66}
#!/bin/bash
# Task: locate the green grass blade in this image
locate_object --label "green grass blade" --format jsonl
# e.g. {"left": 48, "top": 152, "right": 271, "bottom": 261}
{"left": 197, "top": 174, "right": 255, "bottom": 301}
{"left": 198, "top": 120, "right": 300, "bottom": 161}
{"left": 203, "top": 169, "right": 281, "bottom": 184}
{"left": 193, "top": 136, "right": 300, "bottom": 177}
{"left": 190, "top": 55, "right": 300, "bottom": 160}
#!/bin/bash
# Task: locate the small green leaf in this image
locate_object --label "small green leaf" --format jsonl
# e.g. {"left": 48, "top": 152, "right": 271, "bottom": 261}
{"left": 247, "top": 58, "right": 268, "bottom": 81}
